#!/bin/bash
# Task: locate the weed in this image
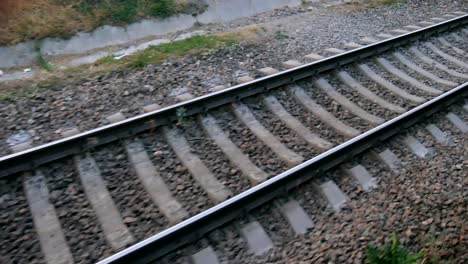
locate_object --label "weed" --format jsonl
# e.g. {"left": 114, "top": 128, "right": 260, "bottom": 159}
{"left": 149, "top": 0, "right": 177, "bottom": 18}
{"left": 366, "top": 233, "right": 423, "bottom": 264}
{"left": 36, "top": 54, "right": 53, "bottom": 71}
{"left": 176, "top": 107, "right": 189, "bottom": 127}
{"left": 274, "top": 30, "right": 289, "bottom": 40}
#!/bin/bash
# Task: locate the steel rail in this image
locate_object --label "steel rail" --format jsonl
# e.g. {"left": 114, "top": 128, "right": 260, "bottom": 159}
{"left": 0, "top": 14, "right": 467, "bottom": 178}
{"left": 98, "top": 82, "right": 467, "bottom": 264}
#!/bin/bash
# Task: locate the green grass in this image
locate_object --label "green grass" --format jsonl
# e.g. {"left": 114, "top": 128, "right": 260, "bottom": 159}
{"left": 366, "top": 233, "right": 423, "bottom": 264}
{"left": 97, "top": 34, "right": 239, "bottom": 68}
{"left": 36, "top": 54, "right": 53, "bottom": 71}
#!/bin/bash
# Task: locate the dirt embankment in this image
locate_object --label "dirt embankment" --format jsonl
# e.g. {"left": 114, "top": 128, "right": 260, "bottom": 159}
{"left": 0, "top": 0, "right": 206, "bottom": 46}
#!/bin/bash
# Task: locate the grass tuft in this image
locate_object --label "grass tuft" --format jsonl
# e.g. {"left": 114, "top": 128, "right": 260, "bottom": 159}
{"left": 97, "top": 34, "right": 239, "bottom": 68}
{"left": 36, "top": 54, "right": 53, "bottom": 71}
{"left": 366, "top": 233, "right": 423, "bottom": 264}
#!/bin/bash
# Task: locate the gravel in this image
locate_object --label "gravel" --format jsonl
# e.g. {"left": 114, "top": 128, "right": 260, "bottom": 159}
{"left": 0, "top": 0, "right": 466, "bottom": 156}
{"left": 42, "top": 159, "right": 112, "bottom": 263}
{"left": 341, "top": 64, "right": 416, "bottom": 110}
{"left": 298, "top": 77, "right": 373, "bottom": 132}
{"left": 177, "top": 104, "right": 467, "bottom": 263}
{"left": 0, "top": 1, "right": 466, "bottom": 263}
{"left": 183, "top": 119, "right": 253, "bottom": 195}
{"left": 243, "top": 96, "right": 319, "bottom": 159}
{"left": 92, "top": 144, "right": 169, "bottom": 240}
{"left": 272, "top": 89, "right": 347, "bottom": 145}
{"left": 0, "top": 176, "right": 44, "bottom": 264}
{"left": 212, "top": 106, "right": 288, "bottom": 175}
{"left": 140, "top": 130, "right": 215, "bottom": 215}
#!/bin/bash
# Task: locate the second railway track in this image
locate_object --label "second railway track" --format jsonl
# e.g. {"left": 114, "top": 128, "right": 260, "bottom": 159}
{"left": 1, "top": 12, "right": 467, "bottom": 264}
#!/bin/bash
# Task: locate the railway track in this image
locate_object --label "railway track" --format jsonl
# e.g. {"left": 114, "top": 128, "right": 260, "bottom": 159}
{"left": 1, "top": 12, "right": 467, "bottom": 264}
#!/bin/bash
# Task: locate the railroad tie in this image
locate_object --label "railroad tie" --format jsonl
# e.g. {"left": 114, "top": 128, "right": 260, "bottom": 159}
{"left": 324, "top": 48, "right": 345, "bottom": 55}
{"left": 463, "top": 104, "right": 468, "bottom": 113}
{"left": 359, "top": 37, "right": 379, "bottom": 45}
{"left": 315, "top": 78, "right": 385, "bottom": 125}
{"left": 240, "top": 221, "right": 273, "bottom": 256}
{"left": 336, "top": 71, "right": 406, "bottom": 113}
{"left": 257, "top": 67, "right": 279, "bottom": 76}
{"left": 124, "top": 140, "right": 188, "bottom": 223}
{"left": 24, "top": 171, "right": 74, "bottom": 264}
{"left": 106, "top": 112, "right": 126, "bottom": 123}
{"left": 304, "top": 53, "right": 325, "bottom": 62}
{"left": 237, "top": 75, "right": 255, "bottom": 84}
{"left": 404, "top": 25, "right": 422, "bottom": 31}
{"left": 408, "top": 47, "right": 468, "bottom": 79}
{"left": 344, "top": 42, "right": 363, "bottom": 50}
{"left": 163, "top": 126, "right": 233, "bottom": 203}
{"left": 142, "top": 103, "right": 162, "bottom": 113}
{"left": 419, "top": 21, "right": 435, "bottom": 27}
{"left": 210, "top": 85, "right": 227, "bottom": 92}
{"left": 450, "top": 33, "right": 464, "bottom": 42}
{"left": 390, "top": 29, "right": 410, "bottom": 35}
{"left": 357, "top": 64, "right": 426, "bottom": 104}
{"left": 376, "top": 33, "right": 394, "bottom": 40}
{"left": 290, "top": 85, "right": 361, "bottom": 138}
{"left": 191, "top": 246, "right": 220, "bottom": 264}
{"left": 442, "top": 14, "right": 457, "bottom": 19}
{"left": 424, "top": 42, "right": 468, "bottom": 69}
{"left": 392, "top": 52, "right": 457, "bottom": 87}
{"left": 75, "top": 154, "right": 135, "bottom": 250}
{"left": 402, "top": 136, "right": 434, "bottom": 159}
{"left": 345, "top": 164, "right": 377, "bottom": 192}
{"left": 437, "top": 37, "right": 467, "bottom": 57}
{"left": 263, "top": 95, "right": 334, "bottom": 151}
{"left": 374, "top": 149, "right": 402, "bottom": 174}
{"left": 60, "top": 127, "right": 81, "bottom": 138}
{"left": 375, "top": 57, "right": 442, "bottom": 95}
{"left": 278, "top": 199, "right": 314, "bottom": 235}
{"left": 282, "top": 60, "right": 303, "bottom": 69}
{"left": 231, "top": 102, "right": 304, "bottom": 167}
{"left": 446, "top": 113, "right": 468, "bottom": 133}
{"left": 199, "top": 114, "right": 269, "bottom": 185}
{"left": 318, "top": 180, "right": 348, "bottom": 212}
{"left": 425, "top": 124, "right": 454, "bottom": 146}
